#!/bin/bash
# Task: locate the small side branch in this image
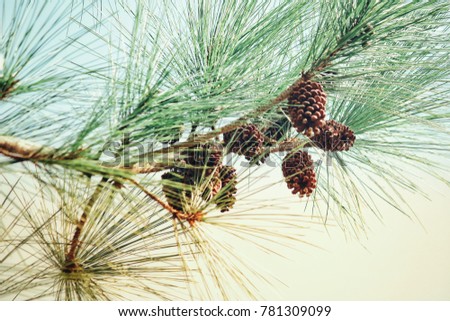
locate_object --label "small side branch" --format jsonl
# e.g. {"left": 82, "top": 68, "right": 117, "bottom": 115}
{"left": 126, "top": 177, "right": 188, "bottom": 220}
{"left": 64, "top": 177, "right": 108, "bottom": 271}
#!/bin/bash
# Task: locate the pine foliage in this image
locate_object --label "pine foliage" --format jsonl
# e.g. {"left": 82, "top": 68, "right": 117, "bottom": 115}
{"left": 1, "top": 0, "right": 449, "bottom": 300}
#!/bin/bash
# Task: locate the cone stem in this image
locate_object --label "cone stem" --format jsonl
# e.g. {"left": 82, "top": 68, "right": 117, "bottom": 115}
{"left": 126, "top": 177, "right": 188, "bottom": 220}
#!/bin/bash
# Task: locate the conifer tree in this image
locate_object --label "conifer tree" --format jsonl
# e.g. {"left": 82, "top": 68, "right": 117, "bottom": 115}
{"left": 1, "top": 0, "right": 449, "bottom": 300}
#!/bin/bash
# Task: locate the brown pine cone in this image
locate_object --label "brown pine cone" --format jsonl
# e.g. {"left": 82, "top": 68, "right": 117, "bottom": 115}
{"left": 263, "top": 116, "right": 292, "bottom": 142}
{"left": 200, "top": 166, "right": 222, "bottom": 202}
{"left": 311, "top": 120, "right": 355, "bottom": 152}
{"left": 161, "top": 167, "right": 194, "bottom": 212}
{"left": 224, "top": 124, "right": 264, "bottom": 161}
{"left": 282, "top": 150, "right": 316, "bottom": 197}
{"left": 181, "top": 143, "right": 223, "bottom": 176}
{"left": 214, "top": 165, "right": 237, "bottom": 212}
{"left": 287, "top": 80, "right": 326, "bottom": 137}
{"left": 163, "top": 163, "right": 237, "bottom": 217}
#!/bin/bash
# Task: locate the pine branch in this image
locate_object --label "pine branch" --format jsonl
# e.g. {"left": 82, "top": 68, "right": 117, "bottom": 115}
{"left": 129, "top": 162, "right": 173, "bottom": 173}
{"left": 269, "top": 138, "right": 310, "bottom": 154}
{"left": 0, "top": 135, "right": 175, "bottom": 176}
{"left": 64, "top": 177, "right": 108, "bottom": 272}
{"left": 1, "top": 72, "right": 310, "bottom": 171}
{"left": 2, "top": 0, "right": 450, "bottom": 300}
{"left": 146, "top": 76, "right": 309, "bottom": 157}
{"left": 0, "top": 136, "right": 57, "bottom": 160}
{"left": 63, "top": 175, "right": 184, "bottom": 273}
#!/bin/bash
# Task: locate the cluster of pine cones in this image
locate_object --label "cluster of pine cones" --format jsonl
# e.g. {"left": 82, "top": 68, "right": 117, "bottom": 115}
{"left": 282, "top": 78, "right": 356, "bottom": 197}
{"left": 161, "top": 143, "right": 237, "bottom": 225}
{"left": 286, "top": 79, "right": 354, "bottom": 148}
{"left": 162, "top": 77, "right": 357, "bottom": 217}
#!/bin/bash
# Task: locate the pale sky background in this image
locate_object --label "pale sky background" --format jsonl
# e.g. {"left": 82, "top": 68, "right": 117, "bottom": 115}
{"left": 231, "top": 161, "right": 450, "bottom": 300}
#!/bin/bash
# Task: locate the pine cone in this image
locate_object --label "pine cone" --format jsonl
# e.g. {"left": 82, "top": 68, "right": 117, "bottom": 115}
{"left": 181, "top": 143, "right": 223, "bottom": 175}
{"left": 224, "top": 124, "right": 264, "bottom": 161}
{"left": 214, "top": 165, "right": 237, "bottom": 212}
{"left": 161, "top": 167, "right": 207, "bottom": 226}
{"left": 311, "top": 120, "right": 355, "bottom": 152}
{"left": 163, "top": 164, "right": 237, "bottom": 217}
{"left": 287, "top": 80, "right": 326, "bottom": 138}
{"left": 263, "top": 116, "right": 291, "bottom": 142}
{"left": 161, "top": 167, "right": 194, "bottom": 212}
{"left": 282, "top": 151, "right": 316, "bottom": 197}
{"left": 200, "top": 166, "right": 222, "bottom": 202}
